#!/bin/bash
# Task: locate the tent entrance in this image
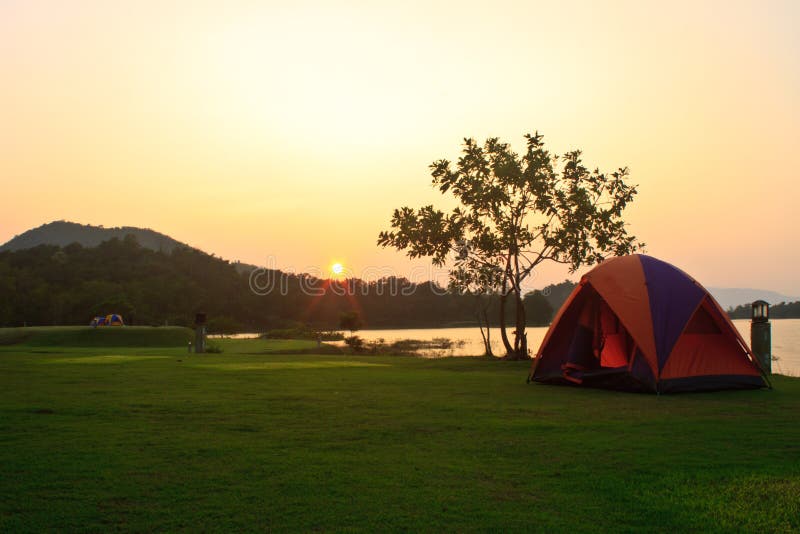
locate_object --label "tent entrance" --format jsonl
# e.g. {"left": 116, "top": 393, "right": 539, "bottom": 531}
{"left": 561, "top": 297, "right": 635, "bottom": 384}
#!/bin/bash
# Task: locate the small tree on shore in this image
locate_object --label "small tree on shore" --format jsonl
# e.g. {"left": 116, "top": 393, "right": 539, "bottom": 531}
{"left": 449, "top": 260, "right": 503, "bottom": 357}
{"left": 339, "top": 311, "right": 364, "bottom": 352}
{"left": 339, "top": 311, "right": 362, "bottom": 334}
{"left": 378, "top": 132, "right": 643, "bottom": 359}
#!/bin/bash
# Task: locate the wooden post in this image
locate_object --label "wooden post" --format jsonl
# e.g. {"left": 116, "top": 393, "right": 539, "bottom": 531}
{"left": 194, "top": 313, "right": 207, "bottom": 354}
{"left": 750, "top": 300, "right": 771, "bottom": 374}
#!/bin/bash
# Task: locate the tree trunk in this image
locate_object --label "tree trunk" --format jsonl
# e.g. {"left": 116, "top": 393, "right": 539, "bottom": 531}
{"left": 513, "top": 292, "right": 521, "bottom": 355}
{"left": 484, "top": 309, "right": 493, "bottom": 357}
{"left": 478, "top": 307, "right": 493, "bottom": 357}
{"left": 504, "top": 245, "right": 529, "bottom": 360}
{"left": 506, "top": 290, "right": 529, "bottom": 360}
{"left": 498, "top": 291, "right": 513, "bottom": 356}
{"left": 516, "top": 291, "right": 528, "bottom": 359}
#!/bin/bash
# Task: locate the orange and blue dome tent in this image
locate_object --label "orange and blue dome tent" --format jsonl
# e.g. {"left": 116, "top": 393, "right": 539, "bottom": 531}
{"left": 105, "top": 314, "right": 124, "bottom": 326}
{"left": 528, "top": 255, "right": 768, "bottom": 393}
{"left": 90, "top": 314, "right": 124, "bottom": 326}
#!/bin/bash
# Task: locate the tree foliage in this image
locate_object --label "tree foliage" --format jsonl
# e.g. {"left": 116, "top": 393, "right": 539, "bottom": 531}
{"left": 339, "top": 311, "right": 362, "bottom": 333}
{"left": 379, "top": 133, "right": 643, "bottom": 358}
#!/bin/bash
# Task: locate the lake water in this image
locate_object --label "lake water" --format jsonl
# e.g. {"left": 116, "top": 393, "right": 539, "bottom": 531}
{"left": 217, "top": 319, "right": 800, "bottom": 376}
{"left": 352, "top": 319, "right": 800, "bottom": 376}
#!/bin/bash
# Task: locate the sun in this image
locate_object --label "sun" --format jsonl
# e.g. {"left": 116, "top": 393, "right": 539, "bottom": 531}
{"left": 331, "top": 263, "right": 344, "bottom": 276}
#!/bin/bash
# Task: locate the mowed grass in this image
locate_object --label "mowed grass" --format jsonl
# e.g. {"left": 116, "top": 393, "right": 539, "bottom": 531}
{"left": 0, "top": 335, "right": 799, "bottom": 532}
{"left": 0, "top": 326, "right": 194, "bottom": 348}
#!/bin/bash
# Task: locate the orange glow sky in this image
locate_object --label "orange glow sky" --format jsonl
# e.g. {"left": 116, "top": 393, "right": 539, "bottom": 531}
{"left": 1, "top": 1, "right": 798, "bottom": 293}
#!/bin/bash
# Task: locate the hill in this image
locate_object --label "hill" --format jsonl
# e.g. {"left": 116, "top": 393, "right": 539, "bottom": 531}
{"left": 0, "top": 237, "right": 553, "bottom": 330}
{"left": 707, "top": 287, "right": 800, "bottom": 310}
{"left": 3, "top": 222, "right": 796, "bottom": 326}
{"left": 529, "top": 281, "right": 798, "bottom": 313}
{"left": 0, "top": 221, "right": 189, "bottom": 253}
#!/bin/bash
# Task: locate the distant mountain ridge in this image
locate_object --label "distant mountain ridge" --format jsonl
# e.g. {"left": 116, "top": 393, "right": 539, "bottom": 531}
{"left": 3, "top": 221, "right": 795, "bottom": 311}
{"left": 530, "top": 283, "right": 798, "bottom": 313}
{"left": 706, "top": 287, "right": 799, "bottom": 311}
{"left": 0, "top": 221, "right": 190, "bottom": 254}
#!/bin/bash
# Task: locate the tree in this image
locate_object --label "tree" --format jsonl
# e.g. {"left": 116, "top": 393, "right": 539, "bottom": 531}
{"left": 339, "top": 311, "right": 364, "bottom": 353}
{"left": 448, "top": 259, "right": 503, "bottom": 357}
{"left": 339, "top": 311, "right": 362, "bottom": 334}
{"left": 474, "top": 294, "right": 494, "bottom": 357}
{"left": 378, "top": 132, "right": 643, "bottom": 359}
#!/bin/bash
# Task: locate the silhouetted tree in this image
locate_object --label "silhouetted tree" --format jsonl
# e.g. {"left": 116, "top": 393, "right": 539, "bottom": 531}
{"left": 339, "top": 311, "right": 362, "bottom": 334}
{"left": 379, "top": 132, "right": 643, "bottom": 359}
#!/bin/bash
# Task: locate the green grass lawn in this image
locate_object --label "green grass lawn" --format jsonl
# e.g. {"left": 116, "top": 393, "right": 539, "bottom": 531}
{"left": 0, "top": 326, "right": 194, "bottom": 348}
{"left": 0, "top": 334, "right": 798, "bottom": 532}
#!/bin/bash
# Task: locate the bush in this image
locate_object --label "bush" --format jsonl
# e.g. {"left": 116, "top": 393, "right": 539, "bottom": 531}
{"left": 205, "top": 343, "right": 223, "bottom": 354}
{"left": 344, "top": 335, "right": 364, "bottom": 352}
{"left": 345, "top": 337, "right": 464, "bottom": 357}
{"left": 262, "top": 327, "right": 343, "bottom": 341}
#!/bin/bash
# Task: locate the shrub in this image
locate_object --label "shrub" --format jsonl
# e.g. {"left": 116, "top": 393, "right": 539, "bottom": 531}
{"left": 344, "top": 335, "right": 364, "bottom": 352}
{"left": 262, "top": 327, "right": 343, "bottom": 341}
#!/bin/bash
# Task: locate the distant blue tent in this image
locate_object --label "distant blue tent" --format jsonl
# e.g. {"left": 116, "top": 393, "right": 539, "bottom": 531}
{"left": 105, "top": 314, "right": 124, "bottom": 326}
{"left": 90, "top": 314, "right": 123, "bottom": 327}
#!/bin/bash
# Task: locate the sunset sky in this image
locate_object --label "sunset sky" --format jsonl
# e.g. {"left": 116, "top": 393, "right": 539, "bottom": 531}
{"left": 2, "top": 0, "right": 798, "bottom": 294}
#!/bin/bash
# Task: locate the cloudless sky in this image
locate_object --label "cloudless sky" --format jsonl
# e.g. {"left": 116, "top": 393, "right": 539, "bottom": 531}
{"left": 1, "top": 0, "right": 798, "bottom": 293}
